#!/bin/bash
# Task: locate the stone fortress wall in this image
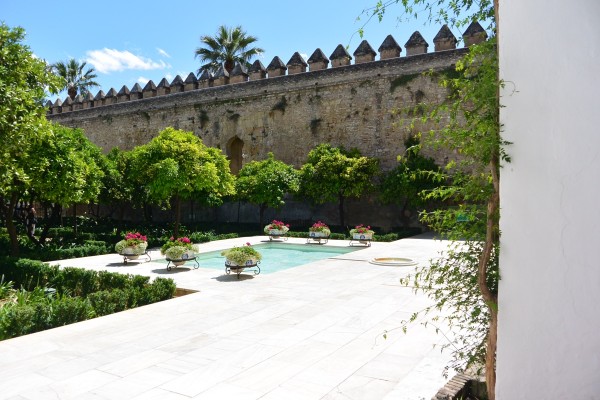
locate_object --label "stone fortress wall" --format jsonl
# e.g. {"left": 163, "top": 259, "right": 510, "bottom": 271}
{"left": 47, "top": 23, "right": 487, "bottom": 228}
{"left": 47, "top": 23, "right": 486, "bottom": 170}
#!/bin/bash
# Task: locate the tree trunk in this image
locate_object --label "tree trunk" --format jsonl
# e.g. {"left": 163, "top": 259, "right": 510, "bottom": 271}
{"left": 39, "top": 203, "right": 62, "bottom": 244}
{"left": 72, "top": 203, "right": 78, "bottom": 237}
{"left": 190, "top": 199, "right": 195, "bottom": 223}
{"left": 478, "top": 153, "right": 500, "bottom": 400}
{"left": 486, "top": 308, "right": 498, "bottom": 400}
{"left": 2, "top": 193, "right": 20, "bottom": 256}
{"left": 338, "top": 193, "right": 345, "bottom": 228}
{"left": 259, "top": 203, "right": 267, "bottom": 228}
{"left": 173, "top": 195, "right": 181, "bottom": 239}
{"left": 68, "top": 86, "right": 77, "bottom": 100}
{"left": 224, "top": 60, "right": 235, "bottom": 74}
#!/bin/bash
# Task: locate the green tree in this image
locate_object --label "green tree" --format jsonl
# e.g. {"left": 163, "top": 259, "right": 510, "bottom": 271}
{"left": 299, "top": 144, "right": 379, "bottom": 228}
{"left": 379, "top": 135, "right": 440, "bottom": 225}
{"left": 361, "top": 3, "right": 502, "bottom": 399}
{"left": 236, "top": 153, "right": 300, "bottom": 226}
{"left": 194, "top": 25, "right": 264, "bottom": 75}
{"left": 402, "top": 40, "right": 503, "bottom": 399}
{"left": 97, "top": 148, "right": 142, "bottom": 231}
{"left": 51, "top": 58, "right": 99, "bottom": 100}
{"left": 0, "top": 23, "right": 61, "bottom": 256}
{"left": 27, "top": 124, "right": 106, "bottom": 243}
{"left": 129, "top": 127, "right": 235, "bottom": 237}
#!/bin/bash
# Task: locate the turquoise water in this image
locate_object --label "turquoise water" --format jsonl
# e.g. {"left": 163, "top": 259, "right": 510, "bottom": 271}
{"left": 156, "top": 243, "right": 361, "bottom": 274}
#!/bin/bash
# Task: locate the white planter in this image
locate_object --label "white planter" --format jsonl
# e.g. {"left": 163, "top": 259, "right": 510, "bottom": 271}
{"left": 352, "top": 233, "right": 373, "bottom": 241}
{"left": 309, "top": 231, "right": 329, "bottom": 238}
{"left": 268, "top": 229, "right": 285, "bottom": 236}
{"left": 225, "top": 258, "right": 258, "bottom": 269}
{"left": 121, "top": 244, "right": 147, "bottom": 257}
{"left": 180, "top": 250, "right": 195, "bottom": 260}
{"left": 167, "top": 250, "right": 195, "bottom": 266}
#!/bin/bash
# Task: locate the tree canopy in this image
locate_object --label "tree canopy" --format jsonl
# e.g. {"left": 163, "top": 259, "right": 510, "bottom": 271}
{"left": 195, "top": 25, "right": 264, "bottom": 75}
{"left": 236, "top": 152, "right": 300, "bottom": 225}
{"left": 27, "top": 124, "right": 106, "bottom": 243}
{"left": 0, "top": 23, "right": 61, "bottom": 255}
{"left": 51, "top": 58, "right": 99, "bottom": 100}
{"left": 379, "top": 134, "right": 440, "bottom": 223}
{"left": 129, "top": 127, "right": 235, "bottom": 237}
{"left": 299, "top": 144, "right": 379, "bottom": 227}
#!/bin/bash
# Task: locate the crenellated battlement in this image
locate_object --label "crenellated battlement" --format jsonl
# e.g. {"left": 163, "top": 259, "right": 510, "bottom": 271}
{"left": 46, "top": 22, "right": 487, "bottom": 115}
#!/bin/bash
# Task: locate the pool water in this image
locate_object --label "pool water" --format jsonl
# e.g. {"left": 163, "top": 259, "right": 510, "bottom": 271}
{"left": 157, "top": 243, "right": 361, "bottom": 274}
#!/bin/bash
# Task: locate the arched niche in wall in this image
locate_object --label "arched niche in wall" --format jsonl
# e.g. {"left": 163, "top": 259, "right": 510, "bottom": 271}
{"left": 226, "top": 136, "right": 244, "bottom": 175}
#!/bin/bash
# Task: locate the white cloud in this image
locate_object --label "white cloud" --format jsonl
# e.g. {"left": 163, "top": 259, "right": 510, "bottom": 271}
{"left": 86, "top": 48, "right": 170, "bottom": 73}
{"left": 164, "top": 73, "right": 173, "bottom": 82}
{"left": 157, "top": 48, "right": 171, "bottom": 58}
{"left": 300, "top": 53, "right": 308, "bottom": 61}
{"left": 137, "top": 76, "right": 150, "bottom": 85}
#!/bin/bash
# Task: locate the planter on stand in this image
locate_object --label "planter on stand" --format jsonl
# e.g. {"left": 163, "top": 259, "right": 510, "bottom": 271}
{"left": 267, "top": 229, "right": 288, "bottom": 241}
{"left": 350, "top": 233, "right": 373, "bottom": 246}
{"left": 119, "top": 244, "right": 151, "bottom": 263}
{"left": 225, "top": 258, "right": 261, "bottom": 279}
{"left": 307, "top": 231, "right": 330, "bottom": 244}
{"left": 166, "top": 250, "right": 199, "bottom": 271}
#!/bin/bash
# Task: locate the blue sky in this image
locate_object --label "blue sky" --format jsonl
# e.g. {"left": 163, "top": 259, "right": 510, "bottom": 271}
{"left": 3, "top": 0, "right": 467, "bottom": 101}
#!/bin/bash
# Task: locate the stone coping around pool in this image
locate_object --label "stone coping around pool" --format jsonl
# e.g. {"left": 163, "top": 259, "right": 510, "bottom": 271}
{"left": 49, "top": 235, "right": 444, "bottom": 294}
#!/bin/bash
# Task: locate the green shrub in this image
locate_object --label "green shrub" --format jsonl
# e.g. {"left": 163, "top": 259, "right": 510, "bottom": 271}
{"left": 137, "top": 278, "right": 176, "bottom": 305}
{"left": 0, "top": 258, "right": 60, "bottom": 290}
{"left": 0, "top": 295, "right": 93, "bottom": 340}
{"left": 97, "top": 270, "right": 131, "bottom": 291}
{"left": 50, "top": 296, "right": 94, "bottom": 326}
{"left": 84, "top": 240, "right": 108, "bottom": 247}
{"left": 0, "top": 305, "right": 36, "bottom": 340}
{"left": 52, "top": 267, "right": 99, "bottom": 297}
{"left": 88, "top": 289, "right": 130, "bottom": 316}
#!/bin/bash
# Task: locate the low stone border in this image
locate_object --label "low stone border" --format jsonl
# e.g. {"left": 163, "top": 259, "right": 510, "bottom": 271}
{"left": 432, "top": 373, "right": 487, "bottom": 399}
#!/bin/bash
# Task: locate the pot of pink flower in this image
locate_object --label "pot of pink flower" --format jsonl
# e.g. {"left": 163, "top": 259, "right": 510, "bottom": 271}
{"left": 115, "top": 232, "right": 149, "bottom": 263}
{"left": 264, "top": 220, "right": 290, "bottom": 240}
{"left": 221, "top": 243, "right": 263, "bottom": 278}
{"left": 307, "top": 221, "right": 331, "bottom": 244}
{"left": 161, "top": 236, "right": 199, "bottom": 267}
{"left": 349, "top": 224, "right": 374, "bottom": 246}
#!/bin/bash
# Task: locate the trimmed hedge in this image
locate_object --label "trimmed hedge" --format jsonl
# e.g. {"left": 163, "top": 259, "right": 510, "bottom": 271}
{"left": 0, "top": 258, "right": 176, "bottom": 340}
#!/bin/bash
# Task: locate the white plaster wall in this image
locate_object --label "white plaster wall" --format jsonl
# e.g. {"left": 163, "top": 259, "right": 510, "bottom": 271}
{"left": 498, "top": 1, "right": 600, "bottom": 398}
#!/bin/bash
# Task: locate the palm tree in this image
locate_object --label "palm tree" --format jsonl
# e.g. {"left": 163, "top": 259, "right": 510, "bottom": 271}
{"left": 52, "top": 58, "right": 99, "bottom": 100}
{"left": 195, "top": 25, "right": 264, "bottom": 75}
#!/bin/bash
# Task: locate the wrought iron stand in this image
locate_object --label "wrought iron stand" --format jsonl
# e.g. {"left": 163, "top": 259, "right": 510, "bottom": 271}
{"left": 268, "top": 233, "right": 288, "bottom": 241}
{"left": 120, "top": 251, "right": 151, "bottom": 264}
{"left": 225, "top": 260, "right": 261, "bottom": 279}
{"left": 166, "top": 256, "right": 200, "bottom": 271}
{"left": 306, "top": 233, "right": 330, "bottom": 244}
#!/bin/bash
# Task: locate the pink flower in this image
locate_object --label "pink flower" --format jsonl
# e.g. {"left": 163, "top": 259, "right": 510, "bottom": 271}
{"left": 246, "top": 242, "right": 251, "bottom": 246}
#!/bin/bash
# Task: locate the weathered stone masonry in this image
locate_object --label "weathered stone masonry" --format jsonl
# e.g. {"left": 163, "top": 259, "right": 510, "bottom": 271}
{"left": 47, "top": 24, "right": 485, "bottom": 173}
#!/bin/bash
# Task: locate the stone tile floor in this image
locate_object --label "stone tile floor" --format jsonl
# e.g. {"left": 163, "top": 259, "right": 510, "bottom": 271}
{"left": 0, "top": 236, "right": 456, "bottom": 400}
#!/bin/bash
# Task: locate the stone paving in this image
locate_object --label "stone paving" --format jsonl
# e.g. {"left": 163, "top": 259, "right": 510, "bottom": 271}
{"left": 0, "top": 236, "right": 456, "bottom": 400}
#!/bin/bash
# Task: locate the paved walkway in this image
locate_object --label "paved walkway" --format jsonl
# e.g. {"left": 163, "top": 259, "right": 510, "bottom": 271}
{"left": 0, "top": 236, "right": 455, "bottom": 400}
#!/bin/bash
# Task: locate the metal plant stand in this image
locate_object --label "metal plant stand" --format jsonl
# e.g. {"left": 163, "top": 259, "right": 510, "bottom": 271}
{"left": 225, "top": 260, "right": 261, "bottom": 279}
{"left": 349, "top": 237, "right": 372, "bottom": 247}
{"left": 120, "top": 251, "right": 151, "bottom": 264}
{"left": 166, "top": 256, "right": 200, "bottom": 271}
{"left": 306, "top": 233, "right": 330, "bottom": 244}
{"left": 267, "top": 233, "right": 288, "bottom": 241}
